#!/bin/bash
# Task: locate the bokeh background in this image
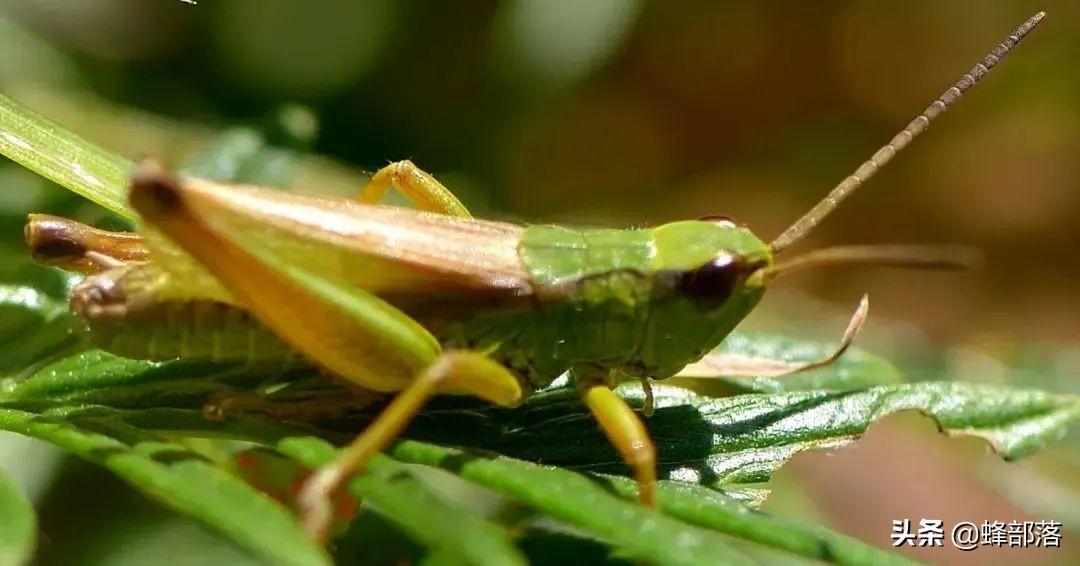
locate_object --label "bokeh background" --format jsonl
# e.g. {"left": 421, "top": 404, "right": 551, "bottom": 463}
{"left": 0, "top": 1, "right": 1075, "bottom": 564}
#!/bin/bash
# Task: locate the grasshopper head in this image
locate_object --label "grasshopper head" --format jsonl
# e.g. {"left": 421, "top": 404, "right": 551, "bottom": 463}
{"left": 652, "top": 217, "right": 773, "bottom": 301}
{"left": 640, "top": 218, "right": 773, "bottom": 376}
{"left": 642, "top": 214, "right": 977, "bottom": 378}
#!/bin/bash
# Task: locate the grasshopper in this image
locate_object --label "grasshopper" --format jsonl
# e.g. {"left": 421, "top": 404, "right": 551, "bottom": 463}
{"left": 22, "top": 13, "right": 1043, "bottom": 542}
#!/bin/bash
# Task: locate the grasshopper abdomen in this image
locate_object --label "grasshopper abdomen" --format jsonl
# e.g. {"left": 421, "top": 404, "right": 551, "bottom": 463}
{"left": 73, "top": 266, "right": 298, "bottom": 367}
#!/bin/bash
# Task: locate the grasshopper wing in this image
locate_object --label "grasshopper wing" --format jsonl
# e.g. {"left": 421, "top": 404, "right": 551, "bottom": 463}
{"left": 127, "top": 163, "right": 537, "bottom": 392}
{"left": 133, "top": 166, "right": 533, "bottom": 302}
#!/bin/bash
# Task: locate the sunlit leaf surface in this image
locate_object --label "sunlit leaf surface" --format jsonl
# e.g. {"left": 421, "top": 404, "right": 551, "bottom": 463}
{"left": 0, "top": 469, "right": 35, "bottom": 566}
{"left": 0, "top": 94, "right": 133, "bottom": 219}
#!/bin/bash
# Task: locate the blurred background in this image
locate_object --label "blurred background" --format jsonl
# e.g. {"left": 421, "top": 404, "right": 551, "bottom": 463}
{"left": 0, "top": 1, "right": 1075, "bottom": 564}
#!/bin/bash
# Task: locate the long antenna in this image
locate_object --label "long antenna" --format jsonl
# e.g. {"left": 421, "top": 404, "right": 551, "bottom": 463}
{"left": 750, "top": 245, "right": 982, "bottom": 285}
{"left": 770, "top": 11, "right": 1046, "bottom": 253}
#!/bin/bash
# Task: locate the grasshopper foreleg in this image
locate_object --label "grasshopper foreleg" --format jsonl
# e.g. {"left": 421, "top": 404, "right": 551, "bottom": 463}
{"left": 677, "top": 295, "right": 870, "bottom": 379}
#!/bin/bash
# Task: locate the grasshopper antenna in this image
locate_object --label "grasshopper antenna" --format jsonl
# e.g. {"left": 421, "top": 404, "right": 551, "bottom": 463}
{"left": 750, "top": 245, "right": 982, "bottom": 285}
{"left": 770, "top": 11, "right": 1046, "bottom": 253}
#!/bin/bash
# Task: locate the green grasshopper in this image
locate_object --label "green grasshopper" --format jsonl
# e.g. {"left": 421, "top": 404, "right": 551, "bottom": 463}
{"left": 23, "top": 13, "right": 1043, "bottom": 542}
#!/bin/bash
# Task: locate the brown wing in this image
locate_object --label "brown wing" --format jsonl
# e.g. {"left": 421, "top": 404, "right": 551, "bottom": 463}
{"left": 139, "top": 177, "right": 532, "bottom": 301}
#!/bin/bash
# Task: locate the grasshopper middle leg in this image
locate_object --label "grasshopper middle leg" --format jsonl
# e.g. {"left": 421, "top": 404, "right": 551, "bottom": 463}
{"left": 579, "top": 377, "right": 657, "bottom": 506}
{"left": 359, "top": 160, "right": 472, "bottom": 217}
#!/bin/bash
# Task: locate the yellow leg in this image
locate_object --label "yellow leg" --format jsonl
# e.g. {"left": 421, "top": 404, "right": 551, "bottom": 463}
{"left": 298, "top": 351, "right": 522, "bottom": 542}
{"left": 580, "top": 381, "right": 657, "bottom": 506}
{"left": 359, "top": 160, "right": 472, "bottom": 217}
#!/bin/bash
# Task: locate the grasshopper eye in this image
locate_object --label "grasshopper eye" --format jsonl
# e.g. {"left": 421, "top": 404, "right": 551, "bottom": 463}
{"left": 679, "top": 254, "right": 740, "bottom": 303}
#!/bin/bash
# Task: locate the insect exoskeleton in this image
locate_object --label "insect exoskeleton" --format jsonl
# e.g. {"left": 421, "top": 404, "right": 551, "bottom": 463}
{"left": 24, "top": 12, "right": 1044, "bottom": 544}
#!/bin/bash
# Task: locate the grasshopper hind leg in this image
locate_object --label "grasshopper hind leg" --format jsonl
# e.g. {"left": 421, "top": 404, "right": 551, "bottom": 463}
{"left": 128, "top": 164, "right": 524, "bottom": 542}
{"left": 298, "top": 351, "right": 523, "bottom": 542}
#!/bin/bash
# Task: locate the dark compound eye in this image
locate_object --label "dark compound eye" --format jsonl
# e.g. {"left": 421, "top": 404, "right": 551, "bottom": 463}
{"left": 698, "top": 214, "right": 739, "bottom": 228}
{"left": 679, "top": 254, "right": 740, "bottom": 304}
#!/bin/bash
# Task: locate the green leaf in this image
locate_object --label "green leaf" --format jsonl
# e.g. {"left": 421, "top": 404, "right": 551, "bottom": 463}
{"left": 0, "top": 285, "right": 82, "bottom": 381}
{"left": 0, "top": 243, "right": 79, "bottom": 299}
{"left": 19, "top": 406, "right": 818, "bottom": 564}
{"left": 5, "top": 350, "right": 253, "bottom": 408}
{"left": 597, "top": 472, "right": 913, "bottom": 565}
{"left": 7, "top": 346, "right": 1076, "bottom": 492}
{"left": 277, "top": 436, "right": 528, "bottom": 566}
{"left": 1, "top": 375, "right": 1072, "bottom": 565}
{"left": 388, "top": 441, "right": 909, "bottom": 566}
{"left": 0, "top": 407, "right": 329, "bottom": 566}
{"left": 515, "top": 530, "right": 633, "bottom": 565}
{"left": 386, "top": 441, "right": 753, "bottom": 566}
{"left": 439, "top": 382, "right": 1079, "bottom": 485}
{"left": 0, "top": 469, "right": 35, "bottom": 566}
{"left": 0, "top": 93, "right": 133, "bottom": 219}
